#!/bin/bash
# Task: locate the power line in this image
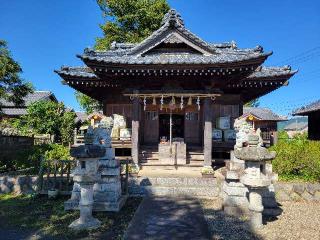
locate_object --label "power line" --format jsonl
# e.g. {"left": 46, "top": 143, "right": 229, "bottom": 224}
{"left": 275, "top": 46, "right": 320, "bottom": 65}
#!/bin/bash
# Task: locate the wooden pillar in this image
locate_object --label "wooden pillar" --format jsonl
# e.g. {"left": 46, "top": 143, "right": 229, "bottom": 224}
{"left": 203, "top": 98, "right": 213, "bottom": 168}
{"left": 131, "top": 97, "right": 140, "bottom": 167}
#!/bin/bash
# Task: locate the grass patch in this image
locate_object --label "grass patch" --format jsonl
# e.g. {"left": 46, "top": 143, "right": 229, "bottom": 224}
{"left": 0, "top": 193, "right": 141, "bottom": 239}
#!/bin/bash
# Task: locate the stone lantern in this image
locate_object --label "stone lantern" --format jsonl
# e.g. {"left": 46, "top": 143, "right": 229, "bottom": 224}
{"left": 68, "top": 127, "right": 106, "bottom": 230}
{"left": 234, "top": 134, "right": 276, "bottom": 229}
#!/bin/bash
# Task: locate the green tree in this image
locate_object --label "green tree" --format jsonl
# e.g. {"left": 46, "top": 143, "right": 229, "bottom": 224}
{"left": 75, "top": 0, "right": 170, "bottom": 110}
{"left": 18, "top": 100, "right": 76, "bottom": 145}
{"left": 95, "top": 0, "right": 170, "bottom": 50}
{"left": 244, "top": 98, "right": 260, "bottom": 107}
{"left": 60, "top": 111, "right": 76, "bottom": 145}
{"left": 75, "top": 92, "right": 102, "bottom": 114}
{"left": 0, "top": 40, "right": 33, "bottom": 112}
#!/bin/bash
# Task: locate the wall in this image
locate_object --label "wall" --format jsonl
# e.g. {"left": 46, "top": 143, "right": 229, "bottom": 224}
{"left": 308, "top": 111, "right": 320, "bottom": 140}
{"left": 0, "top": 175, "right": 38, "bottom": 194}
{"left": 0, "top": 135, "right": 34, "bottom": 171}
{"left": 274, "top": 182, "right": 320, "bottom": 201}
{"left": 1, "top": 173, "right": 320, "bottom": 203}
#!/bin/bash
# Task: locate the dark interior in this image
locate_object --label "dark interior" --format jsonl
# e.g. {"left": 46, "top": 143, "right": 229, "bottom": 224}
{"left": 159, "top": 114, "right": 184, "bottom": 140}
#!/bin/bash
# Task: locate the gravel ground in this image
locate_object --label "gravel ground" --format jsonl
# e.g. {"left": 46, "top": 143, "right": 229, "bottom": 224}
{"left": 200, "top": 199, "right": 320, "bottom": 240}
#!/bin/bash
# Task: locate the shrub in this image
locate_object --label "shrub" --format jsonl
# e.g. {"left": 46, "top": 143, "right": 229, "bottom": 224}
{"left": 44, "top": 144, "right": 71, "bottom": 161}
{"left": 1, "top": 144, "right": 71, "bottom": 173}
{"left": 271, "top": 135, "right": 320, "bottom": 182}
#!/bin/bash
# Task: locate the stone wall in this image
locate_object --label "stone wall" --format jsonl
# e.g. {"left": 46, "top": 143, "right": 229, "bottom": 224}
{"left": 1, "top": 173, "right": 320, "bottom": 203}
{"left": 274, "top": 182, "right": 320, "bottom": 201}
{"left": 0, "top": 175, "right": 38, "bottom": 194}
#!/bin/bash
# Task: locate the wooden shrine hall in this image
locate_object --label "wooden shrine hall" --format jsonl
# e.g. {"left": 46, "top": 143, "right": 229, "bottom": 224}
{"left": 56, "top": 9, "right": 296, "bottom": 173}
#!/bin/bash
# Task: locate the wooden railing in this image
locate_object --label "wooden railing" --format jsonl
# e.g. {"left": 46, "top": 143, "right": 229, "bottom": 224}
{"left": 37, "top": 157, "right": 130, "bottom": 196}
{"left": 37, "top": 158, "right": 76, "bottom": 194}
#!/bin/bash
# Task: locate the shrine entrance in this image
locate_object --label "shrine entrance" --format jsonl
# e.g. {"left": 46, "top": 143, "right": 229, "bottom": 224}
{"left": 159, "top": 114, "right": 184, "bottom": 141}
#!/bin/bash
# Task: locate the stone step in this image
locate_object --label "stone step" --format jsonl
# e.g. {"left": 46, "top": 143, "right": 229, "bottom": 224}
{"left": 128, "top": 177, "right": 220, "bottom": 197}
{"left": 139, "top": 153, "right": 159, "bottom": 158}
{"left": 130, "top": 176, "right": 218, "bottom": 186}
{"left": 139, "top": 159, "right": 204, "bottom": 167}
{"left": 139, "top": 165, "right": 203, "bottom": 171}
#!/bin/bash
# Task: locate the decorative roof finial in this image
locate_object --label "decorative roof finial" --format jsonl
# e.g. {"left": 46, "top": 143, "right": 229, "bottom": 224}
{"left": 161, "top": 9, "right": 184, "bottom": 27}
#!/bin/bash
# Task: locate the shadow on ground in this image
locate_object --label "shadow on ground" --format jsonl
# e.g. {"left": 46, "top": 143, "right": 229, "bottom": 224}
{"left": 0, "top": 194, "right": 142, "bottom": 240}
{"left": 200, "top": 198, "right": 283, "bottom": 240}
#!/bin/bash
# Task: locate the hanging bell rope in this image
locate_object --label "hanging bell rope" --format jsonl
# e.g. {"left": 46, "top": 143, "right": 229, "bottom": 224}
{"left": 180, "top": 96, "right": 184, "bottom": 110}
{"left": 196, "top": 96, "right": 200, "bottom": 111}
{"left": 160, "top": 95, "right": 164, "bottom": 110}
{"left": 187, "top": 96, "right": 192, "bottom": 106}
{"left": 143, "top": 96, "right": 147, "bottom": 111}
{"left": 152, "top": 96, "right": 156, "bottom": 105}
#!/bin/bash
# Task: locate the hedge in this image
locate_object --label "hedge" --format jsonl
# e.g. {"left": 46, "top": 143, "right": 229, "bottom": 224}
{"left": 271, "top": 134, "right": 320, "bottom": 182}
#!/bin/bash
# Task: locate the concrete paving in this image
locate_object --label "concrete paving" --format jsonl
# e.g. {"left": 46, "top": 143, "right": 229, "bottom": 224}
{"left": 124, "top": 196, "right": 210, "bottom": 240}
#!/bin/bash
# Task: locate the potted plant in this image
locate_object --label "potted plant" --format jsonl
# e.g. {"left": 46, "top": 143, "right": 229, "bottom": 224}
{"left": 201, "top": 166, "right": 215, "bottom": 178}
{"left": 128, "top": 163, "right": 139, "bottom": 177}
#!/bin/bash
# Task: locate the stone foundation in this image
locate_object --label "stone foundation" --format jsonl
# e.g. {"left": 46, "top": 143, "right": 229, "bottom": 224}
{"left": 0, "top": 175, "right": 38, "bottom": 194}
{"left": 1, "top": 174, "right": 320, "bottom": 204}
{"left": 274, "top": 182, "right": 320, "bottom": 202}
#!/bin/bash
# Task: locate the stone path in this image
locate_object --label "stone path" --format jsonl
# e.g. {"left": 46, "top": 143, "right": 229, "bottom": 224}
{"left": 124, "top": 196, "right": 210, "bottom": 240}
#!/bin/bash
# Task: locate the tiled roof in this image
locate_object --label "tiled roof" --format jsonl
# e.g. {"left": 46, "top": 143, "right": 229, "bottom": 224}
{"left": 1, "top": 108, "right": 28, "bottom": 116}
{"left": 0, "top": 91, "right": 57, "bottom": 116}
{"left": 293, "top": 100, "right": 320, "bottom": 115}
{"left": 284, "top": 122, "right": 308, "bottom": 131}
{"left": 56, "top": 65, "right": 295, "bottom": 81}
{"left": 0, "top": 91, "right": 56, "bottom": 107}
{"left": 79, "top": 51, "right": 271, "bottom": 65}
{"left": 56, "top": 66, "right": 97, "bottom": 79}
{"left": 247, "top": 66, "right": 297, "bottom": 79}
{"left": 77, "top": 9, "right": 271, "bottom": 66}
{"left": 243, "top": 107, "right": 286, "bottom": 121}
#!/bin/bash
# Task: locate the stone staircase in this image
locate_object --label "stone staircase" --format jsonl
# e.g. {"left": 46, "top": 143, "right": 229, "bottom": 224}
{"left": 139, "top": 145, "right": 204, "bottom": 168}
{"left": 128, "top": 176, "right": 221, "bottom": 198}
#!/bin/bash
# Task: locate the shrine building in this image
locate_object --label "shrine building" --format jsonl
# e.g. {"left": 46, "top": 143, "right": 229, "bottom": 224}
{"left": 56, "top": 9, "right": 296, "bottom": 173}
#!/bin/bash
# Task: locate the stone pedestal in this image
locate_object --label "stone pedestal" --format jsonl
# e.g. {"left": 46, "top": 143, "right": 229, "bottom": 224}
{"left": 69, "top": 183, "right": 101, "bottom": 230}
{"left": 248, "top": 189, "right": 264, "bottom": 229}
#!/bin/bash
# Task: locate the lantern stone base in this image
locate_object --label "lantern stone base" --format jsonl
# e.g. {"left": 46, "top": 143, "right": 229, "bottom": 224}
{"left": 65, "top": 195, "right": 127, "bottom": 212}
{"left": 69, "top": 214, "right": 101, "bottom": 230}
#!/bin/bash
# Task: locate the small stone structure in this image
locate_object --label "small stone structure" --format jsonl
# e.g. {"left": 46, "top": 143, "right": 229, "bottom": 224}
{"left": 235, "top": 134, "right": 276, "bottom": 228}
{"left": 158, "top": 141, "right": 186, "bottom": 165}
{"left": 223, "top": 118, "right": 279, "bottom": 228}
{"left": 69, "top": 142, "right": 105, "bottom": 230}
{"left": 65, "top": 124, "right": 127, "bottom": 213}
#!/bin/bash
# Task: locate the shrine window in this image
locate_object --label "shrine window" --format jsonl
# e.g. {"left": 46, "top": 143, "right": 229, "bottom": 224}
{"left": 146, "top": 111, "right": 158, "bottom": 120}
{"left": 185, "top": 112, "right": 199, "bottom": 121}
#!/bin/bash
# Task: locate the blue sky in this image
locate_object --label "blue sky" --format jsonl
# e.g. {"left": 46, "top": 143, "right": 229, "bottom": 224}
{"left": 1, "top": 0, "right": 319, "bottom": 116}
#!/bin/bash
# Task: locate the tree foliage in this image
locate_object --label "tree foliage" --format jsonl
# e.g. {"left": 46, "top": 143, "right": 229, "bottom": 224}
{"left": 75, "top": 0, "right": 169, "bottom": 112}
{"left": 75, "top": 91, "right": 102, "bottom": 114}
{"left": 0, "top": 40, "right": 33, "bottom": 112}
{"left": 244, "top": 98, "right": 260, "bottom": 107}
{"left": 17, "top": 100, "right": 76, "bottom": 145}
{"left": 95, "top": 0, "right": 170, "bottom": 50}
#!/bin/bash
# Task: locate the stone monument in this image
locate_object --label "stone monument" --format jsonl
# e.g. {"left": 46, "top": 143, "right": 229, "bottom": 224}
{"left": 223, "top": 117, "right": 279, "bottom": 223}
{"left": 68, "top": 127, "right": 105, "bottom": 230}
{"left": 235, "top": 134, "right": 276, "bottom": 228}
{"left": 65, "top": 123, "right": 127, "bottom": 214}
